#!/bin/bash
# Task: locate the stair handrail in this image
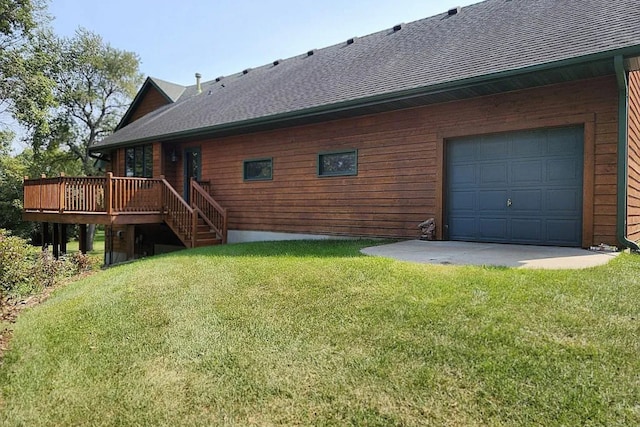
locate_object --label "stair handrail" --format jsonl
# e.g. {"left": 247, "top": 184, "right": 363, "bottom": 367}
{"left": 191, "top": 179, "right": 228, "bottom": 244}
{"left": 161, "top": 178, "right": 196, "bottom": 247}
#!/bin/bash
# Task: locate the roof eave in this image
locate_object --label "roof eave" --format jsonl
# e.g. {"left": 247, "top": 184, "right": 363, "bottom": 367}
{"left": 92, "top": 45, "right": 640, "bottom": 153}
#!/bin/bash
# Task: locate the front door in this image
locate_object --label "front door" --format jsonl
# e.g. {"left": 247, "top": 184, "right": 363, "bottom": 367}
{"left": 183, "top": 147, "right": 201, "bottom": 203}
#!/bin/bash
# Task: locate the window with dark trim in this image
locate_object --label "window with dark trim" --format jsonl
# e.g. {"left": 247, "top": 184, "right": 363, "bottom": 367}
{"left": 317, "top": 150, "right": 358, "bottom": 177}
{"left": 243, "top": 158, "right": 273, "bottom": 181}
{"left": 125, "top": 145, "right": 153, "bottom": 177}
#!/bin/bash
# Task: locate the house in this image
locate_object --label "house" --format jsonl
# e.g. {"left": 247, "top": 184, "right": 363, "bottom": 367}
{"left": 23, "top": 0, "right": 640, "bottom": 264}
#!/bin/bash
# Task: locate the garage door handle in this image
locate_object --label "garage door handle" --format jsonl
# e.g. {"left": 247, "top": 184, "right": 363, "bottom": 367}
{"left": 507, "top": 198, "right": 512, "bottom": 207}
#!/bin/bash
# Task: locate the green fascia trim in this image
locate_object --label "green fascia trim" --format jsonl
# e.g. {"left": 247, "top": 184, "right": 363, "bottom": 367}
{"left": 93, "top": 45, "right": 640, "bottom": 153}
{"left": 614, "top": 55, "right": 640, "bottom": 251}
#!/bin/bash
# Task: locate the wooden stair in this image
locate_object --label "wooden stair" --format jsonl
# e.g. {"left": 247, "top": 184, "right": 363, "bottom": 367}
{"left": 161, "top": 178, "right": 227, "bottom": 249}
{"left": 194, "top": 218, "right": 222, "bottom": 247}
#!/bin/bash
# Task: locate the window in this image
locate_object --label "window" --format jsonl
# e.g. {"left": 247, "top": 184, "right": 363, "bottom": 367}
{"left": 125, "top": 144, "right": 153, "bottom": 177}
{"left": 243, "top": 158, "right": 273, "bottom": 181}
{"left": 317, "top": 150, "right": 357, "bottom": 177}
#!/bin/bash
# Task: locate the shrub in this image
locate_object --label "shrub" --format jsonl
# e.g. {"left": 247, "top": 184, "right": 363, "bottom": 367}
{"left": 0, "top": 229, "right": 96, "bottom": 300}
{"left": 0, "top": 229, "right": 34, "bottom": 297}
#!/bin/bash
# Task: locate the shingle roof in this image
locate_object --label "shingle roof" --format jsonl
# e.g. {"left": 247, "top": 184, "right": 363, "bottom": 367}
{"left": 96, "top": 0, "right": 640, "bottom": 149}
{"left": 150, "top": 77, "right": 186, "bottom": 102}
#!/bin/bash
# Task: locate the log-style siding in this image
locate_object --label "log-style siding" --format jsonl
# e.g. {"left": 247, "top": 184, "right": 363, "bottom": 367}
{"left": 127, "top": 76, "right": 620, "bottom": 246}
{"left": 628, "top": 71, "right": 640, "bottom": 242}
{"left": 126, "top": 86, "right": 171, "bottom": 125}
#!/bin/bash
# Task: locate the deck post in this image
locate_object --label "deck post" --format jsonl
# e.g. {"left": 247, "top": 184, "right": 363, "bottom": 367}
{"left": 41, "top": 222, "right": 48, "bottom": 250}
{"left": 59, "top": 173, "right": 65, "bottom": 213}
{"left": 79, "top": 224, "right": 87, "bottom": 254}
{"left": 53, "top": 223, "right": 60, "bottom": 259}
{"left": 60, "top": 224, "right": 67, "bottom": 255}
{"left": 105, "top": 172, "right": 113, "bottom": 215}
{"left": 39, "top": 174, "right": 45, "bottom": 212}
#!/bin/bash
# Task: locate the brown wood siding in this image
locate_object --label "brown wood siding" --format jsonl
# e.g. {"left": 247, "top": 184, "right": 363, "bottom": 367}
{"left": 628, "top": 71, "right": 640, "bottom": 242}
{"left": 152, "top": 142, "right": 163, "bottom": 178}
{"left": 113, "top": 76, "right": 620, "bottom": 246}
{"left": 108, "top": 148, "right": 126, "bottom": 177}
{"left": 124, "top": 86, "right": 171, "bottom": 126}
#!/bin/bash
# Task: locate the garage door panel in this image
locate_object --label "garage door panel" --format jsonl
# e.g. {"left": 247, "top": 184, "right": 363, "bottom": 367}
{"left": 547, "top": 189, "right": 581, "bottom": 212}
{"left": 448, "top": 217, "right": 477, "bottom": 240}
{"left": 480, "top": 137, "right": 509, "bottom": 159}
{"left": 447, "top": 126, "right": 583, "bottom": 247}
{"left": 450, "top": 164, "right": 476, "bottom": 184}
{"left": 547, "top": 158, "right": 581, "bottom": 182}
{"left": 449, "top": 191, "right": 476, "bottom": 210}
{"left": 480, "top": 163, "right": 507, "bottom": 184}
{"left": 511, "top": 190, "right": 542, "bottom": 211}
{"left": 546, "top": 219, "right": 581, "bottom": 245}
{"left": 548, "top": 127, "right": 582, "bottom": 154}
{"left": 512, "top": 132, "right": 545, "bottom": 157}
{"left": 479, "top": 190, "right": 508, "bottom": 211}
{"left": 479, "top": 218, "right": 508, "bottom": 240}
{"left": 512, "top": 160, "right": 543, "bottom": 184}
{"left": 511, "top": 219, "right": 543, "bottom": 242}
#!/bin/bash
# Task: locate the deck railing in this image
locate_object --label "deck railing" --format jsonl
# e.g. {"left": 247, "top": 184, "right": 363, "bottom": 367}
{"left": 23, "top": 173, "right": 163, "bottom": 215}
{"left": 191, "top": 178, "right": 227, "bottom": 243}
{"left": 161, "top": 178, "right": 195, "bottom": 247}
{"left": 23, "top": 173, "right": 228, "bottom": 248}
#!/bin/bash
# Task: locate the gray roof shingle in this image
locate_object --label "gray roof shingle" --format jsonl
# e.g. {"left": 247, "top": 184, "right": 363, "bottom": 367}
{"left": 96, "top": 0, "right": 640, "bottom": 149}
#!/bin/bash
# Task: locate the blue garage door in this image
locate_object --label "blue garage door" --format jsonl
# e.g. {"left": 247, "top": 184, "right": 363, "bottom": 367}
{"left": 446, "top": 127, "right": 583, "bottom": 247}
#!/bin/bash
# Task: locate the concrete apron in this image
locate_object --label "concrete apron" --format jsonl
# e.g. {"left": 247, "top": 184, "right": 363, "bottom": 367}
{"left": 361, "top": 240, "right": 620, "bottom": 269}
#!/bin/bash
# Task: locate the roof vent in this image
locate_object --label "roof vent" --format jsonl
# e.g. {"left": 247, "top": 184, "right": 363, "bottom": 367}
{"left": 307, "top": 49, "right": 315, "bottom": 57}
{"left": 215, "top": 76, "right": 224, "bottom": 82}
{"left": 195, "top": 72, "right": 202, "bottom": 94}
{"left": 448, "top": 6, "right": 461, "bottom": 16}
{"left": 346, "top": 37, "right": 356, "bottom": 45}
{"left": 392, "top": 23, "right": 402, "bottom": 32}
{"left": 242, "top": 68, "right": 251, "bottom": 75}
{"left": 273, "top": 59, "right": 281, "bottom": 66}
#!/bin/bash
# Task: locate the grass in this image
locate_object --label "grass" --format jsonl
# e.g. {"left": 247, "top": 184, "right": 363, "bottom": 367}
{"left": 0, "top": 240, "right": 639, "bottom": 426}
{"left": 65, "top": 228, "right": 105, "bottom": 257}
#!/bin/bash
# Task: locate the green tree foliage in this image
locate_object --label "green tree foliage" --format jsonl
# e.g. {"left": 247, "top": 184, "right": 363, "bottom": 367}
{"left": 0, "top": 130, "right": 28, "bottom": 236}
{"left": 0, "top": 0, "right": 52, "bottom": 126}
{"left": 47, "top": 29, "right": 143, "bottom": 174}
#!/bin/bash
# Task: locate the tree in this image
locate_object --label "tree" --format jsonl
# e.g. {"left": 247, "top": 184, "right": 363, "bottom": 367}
{"left": 52, "top": 28, "right": 143, "bottom": 175}
{"left": 0, "top": 0, "right": 50, "bottom": 122}
{"left": 0, "top": 130, "right": 28, "bottom": 236}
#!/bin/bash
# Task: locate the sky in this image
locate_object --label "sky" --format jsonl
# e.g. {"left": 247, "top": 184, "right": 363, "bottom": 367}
{"left": 8, "top": 0, "right": 480, "bottom": 153}
{"left": 48, "top": 0, "right": 480, "bottom": 86}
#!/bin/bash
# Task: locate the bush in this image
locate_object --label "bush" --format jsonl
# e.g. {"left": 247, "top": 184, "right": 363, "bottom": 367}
{"left": 0, "top": 229, "right": 35, "bottom": 297}
{"left": 0, "top": 229, "right": 96, "bottom": 300}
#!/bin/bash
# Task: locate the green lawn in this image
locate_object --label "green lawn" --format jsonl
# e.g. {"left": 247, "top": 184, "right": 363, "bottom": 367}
{"left": 65, "top": 228, "right": 105, "bottom": 257}
{"left": 1, "top": 240, "right": 639, "bottom": 426}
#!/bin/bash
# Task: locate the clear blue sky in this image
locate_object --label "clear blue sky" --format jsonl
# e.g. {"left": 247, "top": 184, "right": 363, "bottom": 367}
{"left": 49, "top": 0, "right": 480, "bottom": 85}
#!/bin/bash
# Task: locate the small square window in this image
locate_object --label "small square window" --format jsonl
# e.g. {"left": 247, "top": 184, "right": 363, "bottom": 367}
{"left": 318, "top": 150, "right": 357, "bottom": 177}
{"left": 244, "top": 158, "right": 273, "bottom": 181}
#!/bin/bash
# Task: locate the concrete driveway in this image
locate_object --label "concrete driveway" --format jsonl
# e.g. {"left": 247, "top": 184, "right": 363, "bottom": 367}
{"left": 361, "top": 240, "right": 620, "bottom": 269}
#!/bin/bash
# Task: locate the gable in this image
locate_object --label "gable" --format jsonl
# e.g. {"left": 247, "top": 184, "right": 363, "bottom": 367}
{"left": 119, "top": 85, "right": 172, "bottom": 129}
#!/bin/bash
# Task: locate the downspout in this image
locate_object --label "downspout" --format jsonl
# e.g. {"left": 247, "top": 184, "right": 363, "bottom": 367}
{"left": 614, "top": 55, "right": 640, "bottom": 252}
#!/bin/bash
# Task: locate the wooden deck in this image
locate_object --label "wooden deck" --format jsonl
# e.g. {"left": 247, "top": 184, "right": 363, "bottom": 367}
{"left": 22, "top": 174, "right": 228, "bottom": 248}
{"left": 23, "top": 174, "right": 165, "bottom": 225}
